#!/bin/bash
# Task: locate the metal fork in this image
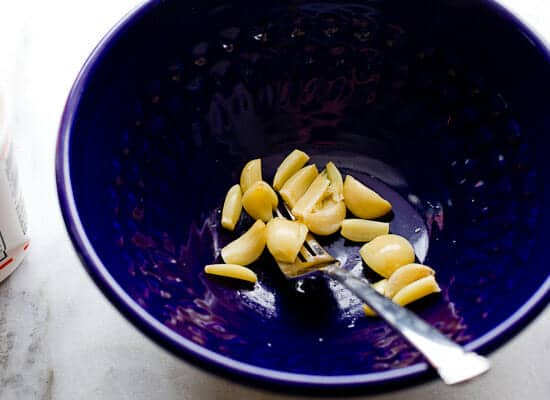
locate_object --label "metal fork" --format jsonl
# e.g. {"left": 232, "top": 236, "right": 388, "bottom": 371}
{"left": 274, "top": 205, "right": 490, "bottom": 385}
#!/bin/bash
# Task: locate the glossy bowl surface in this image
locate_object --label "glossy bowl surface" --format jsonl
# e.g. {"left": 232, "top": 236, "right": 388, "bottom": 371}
{"left": 57, "top": 0, "right": 550, "bottom": 392}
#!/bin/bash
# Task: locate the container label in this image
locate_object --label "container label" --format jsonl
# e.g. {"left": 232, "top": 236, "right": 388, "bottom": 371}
{"left": 0, "top": 141, "right": 28, "bottom": 281}
{"left": 0, "top": 231, "right": 7, "bottom": 262}
{"left": 4, "top": 145, "right": 27, "bottom": 235}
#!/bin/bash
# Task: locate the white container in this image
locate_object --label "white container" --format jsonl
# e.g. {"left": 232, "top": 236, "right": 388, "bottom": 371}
{"left": 0, "top": 90, "right": 29, "bottom": 282}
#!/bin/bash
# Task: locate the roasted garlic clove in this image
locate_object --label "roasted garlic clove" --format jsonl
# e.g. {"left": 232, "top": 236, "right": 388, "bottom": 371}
{"left": 362, "top": 279, "right": 388, "bottom": 316}
{"left": 385, "top": 263, "right": 435, "bottom": 298}
{"left": 343, "top": 175, "right": 392, "bottom": 219}
{"left": 363, "top": 274, "right": 440, "bottom": 317}
{"left": 291, "top": 174, "right": 330, "bottom": 219}
{"left": 204, "top": 264, "right": 258, "bottom": 283}
{"left": 240, "top": 158, "right": 262, "bottom": 193}
{"left": 266, "top": 217, "right": 308, "bottom": 263}
{"left": 221, "top": 184, "right": 242, "bottom": 231}
{"left": 221, "top": 220, "right": 266, "bottom": 266}
{"left": 279, "top": 164, "right": 318, "bottom": 208}
{"left": 371, "top": 278, "right": 389, "bottom": 295}
{"left": 303, "top": 200, "right": 346, "bottom": 235}
{"left": 340, "top": 219, "right": 389, "bottom": 242}
{"left": 362, "top": 305, "right": 376, "bottom": 317}
{"left": 242, "top": 181, "right": 278, "bottom": 222}
{"left": 391, "top": 275, "right": 441, "bottom": 306}
{"left": 326, "top": 161, "right": 344, "bottom": 201}
{"left": 359, "top": 234, "right": 415, "bottom": 278}
{"left": 272, "top": 149, "right": 310, "bottom": 191}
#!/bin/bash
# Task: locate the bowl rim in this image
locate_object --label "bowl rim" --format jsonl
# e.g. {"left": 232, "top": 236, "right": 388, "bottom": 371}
{"left": 56, "top": 0, "right": 550, "bottom": 393}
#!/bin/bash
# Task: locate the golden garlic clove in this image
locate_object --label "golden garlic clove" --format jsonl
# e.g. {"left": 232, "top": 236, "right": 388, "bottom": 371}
{"left": 291, "top": 174, "right": 330, "bottom": 219}
{"left": 273, "top": 149, "right": 310, "bottom": 191}
{"left": 242, "top": 181, "right": 278, "bottom": 222}
{"left": 362, "top": 304, "right": 376, "bottom": 317}
{"left": 371, "top": 278, "right": 389, "bottom": 295}
{"left": 221, "top": 220, "right": 266, "bottom": 266}
{"left": 240, "top": 158, "right": 262, "bottom": 193}
{"left": 279, "top": 164, "right": 318, "bottom": 208}
{"left": 343, "top": 175, "right": 392, "bottom": 219}
{"left": 303, "top": 200, "right": 346, "bottom": 235}
{"left": 385, "top": 263, "right": 435, "bottom": 298}
{"left": 221, "top": 184, "right": 243, "bottom": 231}
{"left": 326, "top": 161, "right": 344, "bottom": 201}
{"left": 266, "top": 217, "right": 308, "bottom": 263}
{"left": 204, "top": 264, "right": 258, "bottom": 283}
{"left": 340, "top": 219, "right": 389, "bottom": 242}
{"left": 359, "top": 234, "right": 415, "bottom": 278}
{"left": 362, "top": 279, "right": 388, "bottom": 317}
{"left": 363, "top": 274, "right": 441, "bottom": 317}
{"left": 392, "top": 275, "right": 441, "bottom": 306}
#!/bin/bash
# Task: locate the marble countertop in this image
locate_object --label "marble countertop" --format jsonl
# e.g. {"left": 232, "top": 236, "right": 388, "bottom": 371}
{"left": 0, "top": 0, "right": 548, "bottom": 399}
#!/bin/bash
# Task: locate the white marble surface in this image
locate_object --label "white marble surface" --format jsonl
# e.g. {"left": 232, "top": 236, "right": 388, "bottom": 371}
{"left": 0, "top": 0, "right": 548, "bottom": 399}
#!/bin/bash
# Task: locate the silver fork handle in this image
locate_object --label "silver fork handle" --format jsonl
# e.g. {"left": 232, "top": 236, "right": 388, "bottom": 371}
{"left": 325, "top": 265, "right": 490, "bottom": 385}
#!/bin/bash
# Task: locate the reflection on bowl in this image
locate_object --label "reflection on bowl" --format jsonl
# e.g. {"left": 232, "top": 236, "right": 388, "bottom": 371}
{"left": 57, "top": 0, "right": 549, "bottom": 392}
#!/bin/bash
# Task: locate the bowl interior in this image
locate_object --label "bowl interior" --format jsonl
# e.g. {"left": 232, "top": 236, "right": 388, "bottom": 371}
{"left": 60, "top": 0, "right": 550, "bottom": 389}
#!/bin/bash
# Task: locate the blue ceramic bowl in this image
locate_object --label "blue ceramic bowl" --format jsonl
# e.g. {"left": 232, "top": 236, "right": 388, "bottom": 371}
{"left": 57, "top": 0, "right": 550, "bottom": 393}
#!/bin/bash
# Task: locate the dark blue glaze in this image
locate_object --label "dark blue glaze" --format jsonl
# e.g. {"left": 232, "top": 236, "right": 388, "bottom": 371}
{"left": 56, "top": 0, "right": 550, "bottom": 393}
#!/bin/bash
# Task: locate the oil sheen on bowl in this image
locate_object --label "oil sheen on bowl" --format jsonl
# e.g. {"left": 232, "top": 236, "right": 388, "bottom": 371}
{"left": 56, "top": 0, "right": 550, "bottom": 393}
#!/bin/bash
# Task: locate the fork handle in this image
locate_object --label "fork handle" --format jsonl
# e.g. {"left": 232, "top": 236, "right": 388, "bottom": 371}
{"left": 325, "top": 265, "right": 490, "bottom": 385}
